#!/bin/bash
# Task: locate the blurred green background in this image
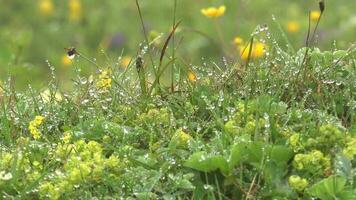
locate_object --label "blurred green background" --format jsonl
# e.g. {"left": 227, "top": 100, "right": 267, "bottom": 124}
{"left": 0, "top": 0, "right": 355, "bottom": 89}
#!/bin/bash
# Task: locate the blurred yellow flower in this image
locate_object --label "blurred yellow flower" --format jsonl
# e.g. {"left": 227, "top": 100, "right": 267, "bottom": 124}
{"left": 40, "top": 89, "right": 63, "bottom": 102}
{"left": 240, "top": 42, "right": 266, "bottom": 60}
{"left": 310, "top": 11, "right": 321, "bottom": 22}
{"left": 69, "top": 0, "right": 82, "bottom": 22}
{"left": 286, "top": 21, "right": 300, "bottom": 33}
{"left": 62, "top": 54, "right": 72, "bottom": 66}
{"left": 120, "top": 56, "right": 132, "bottom": 68}
{"left": 39, "top": 0, "right": 54, "bottom": 16}
{"left": 233, "top": 36, "right": 244, "bottom": 46}
{"left": 29, "top": 116, "right": 45, "bottom": 140}
{"left": 288, "top": 175, "right": 309, "bottom": 191}
{"left": 96, "top": 69, "right": 112, "bottom": 90}
{"left": 201, "top": 5, "right": 226, "bottom": 18}
{"left": 188, "top": 71, "right": 197, "bottom": 83}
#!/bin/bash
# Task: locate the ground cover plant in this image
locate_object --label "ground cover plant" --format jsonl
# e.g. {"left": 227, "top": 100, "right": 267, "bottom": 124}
{"left": 0, "top": 0, "right": 355, "bottom": 199}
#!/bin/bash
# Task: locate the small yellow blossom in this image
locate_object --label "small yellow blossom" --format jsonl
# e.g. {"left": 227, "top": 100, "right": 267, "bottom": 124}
{"left": 40, "top": 89, "right": 63, "bottom": 103}
{"left": 69, "top": 0, "right": 82, "bottom": 22}
{"left": 240, "top": 42, "right": 266, "bottom": 60}
{"left": 288, "top": 175, "right": 309, "bottom": 191}
{"left": 233, "top": 37, "right": 244, "bottom": 46}
{"left": 286, "top": 21, "right": 300, "bottom": 33}
{"left": 29, "top": 116, "right": 45, "bottom": 140}
{"left": 201, "top": 5, "right": 226, "bottom": 18}
{"left": 172, "top": 129, "right": 192, "bottom": 147}
{"left": 188, "top": 71, "right": 197, "bottom": 83}
{"left": 39, "top": 0, "right": 54, "bottom": 16}
{"left": 343, "top": 136, "right": 356, "bottom": 160}
{"left": 62, "top": 132, "right": 72, "bottom": 144}
{"left": 96, "top": 69, "right": 112, "bottom": 90}
{"left": 120, "top": 56, "right": 132, "bottom": 68}
{"left": 310, "top": 11, "right": 321, "bottom": 22}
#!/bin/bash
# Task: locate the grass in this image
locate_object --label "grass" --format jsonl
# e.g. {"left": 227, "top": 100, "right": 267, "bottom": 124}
{"left": 0, "top": 0, "right": 356, "bottom": 199}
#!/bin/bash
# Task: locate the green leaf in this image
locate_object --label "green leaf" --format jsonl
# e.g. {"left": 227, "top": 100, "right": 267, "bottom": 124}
{"left": 184, "top": 152, "right": 229, "bottom": 175}
{"left": 229, "top": 142, "right": 264, "bottom": 169}
{"left": 270, "top": 145, "right": 293, "bottom": 166}
{"left": 308, "top": 176, "right": 348, "bottom": 200}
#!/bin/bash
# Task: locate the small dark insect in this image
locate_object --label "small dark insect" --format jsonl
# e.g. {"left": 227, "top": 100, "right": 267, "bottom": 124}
{"left": 64, "top": 47, "right": 78, "bottom": 59}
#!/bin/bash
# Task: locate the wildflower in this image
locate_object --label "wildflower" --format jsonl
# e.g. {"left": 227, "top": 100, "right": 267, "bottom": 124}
{"left": 0, "top": 171, "right": 13, "bottom": 181}
{"left": 293, "top": 150, "right": 331, "bottom": 173}
{"left": 29, "top": 116, "right": 45, "bottom": 140}
{"left": 62, "top": 54, "right": 72, "bottom": 66}
{"left": 172, "top": 129, "right": 192, "bottom": 147}
{"left": 61, "top": 132, "right": 72, "bottom": 144}
{"left": 310, "top": 11, "right": 321, "bottom": 22}
{"left": 39, "top": 0, "right": 54, "bottom": 16}
{"left": 289, "top": 133, "right": 301, "bottom": 150}
{"left": 69, "top": 0, "right": 82, "bottom": 22}
{"left": 39, "top": 182, "right": 61, "bottom": 200}
{"left": 240, "top": 42, "right": 265, "bottom": 60}
{"left": 105, "top": 155, "right": 120, "bottom": 168}
{"left": 188, "top": 71, "right": 197, "bottom": 83}
{"left": 96, "top": 69, "right": 112, "bottom": 90}
{"left": 233, "top": 36, "right": 244, "bottom": 46}
{"left": 288, "top": 175, "right": 309, "bottom": 191}
{"left": 343, "top": 136, "right": 356, "bottom": 160}
{"left": 120, "top": 56, "right": 132, "bottom": 68}
{"left": 286, "top": 21, "right": 300, "bottom": 33}
{"left": 40, "top": 89, "right": 63, "bottom": 102}
{"left": 201, "top": 5, "right": 226, "bottom": 18}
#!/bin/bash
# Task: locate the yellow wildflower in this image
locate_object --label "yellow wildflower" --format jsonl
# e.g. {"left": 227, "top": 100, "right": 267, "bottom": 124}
{"left": 233, "top": 37, "right": 244, "bottom": 46}
{"left": 188, "top": 71, "right": 197, "bottom": 83}
{"left": 69, "top": 0, "right": 82, "bottom": 22}
{"left": 286, "top": 21, "right": 300, "bottom": 33}
{"left": 62, "top": 132, "right": 72, "bottom": 144}
{"left": 173, "top": 129, "right": 192, "bottom": 147}
{"left": 96, "top": 69, "right": 112, "bottom": 90}
{"left": 39, "top": 0, "right": 54, "bottom": 16}
{"left": 40, "top": 89, "right": 63, "bottom": 103}
{"left": 201, "top": 5, "right": 226, "bottom": 18}
{"left": 310, "top": 11, "right": 321, "bottom": 22}
{"left": 343, "top": 136, "right": 356, "bottom": 160}
{"left": 288, "top": 175, "right": 309, "bottom": 191}
{"left": 29, "top": 116, "right": 45, "bottom": 140}
{"left": 120, "top": 56, "right": 132, "bottom": 68}
{"left": 240, "top": 42, "right": 266, "bottom": 60}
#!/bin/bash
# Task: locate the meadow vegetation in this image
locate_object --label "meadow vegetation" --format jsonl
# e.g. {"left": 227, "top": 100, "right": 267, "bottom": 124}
{"left": 0, "top": 0, "right": 355, "bottom": 199}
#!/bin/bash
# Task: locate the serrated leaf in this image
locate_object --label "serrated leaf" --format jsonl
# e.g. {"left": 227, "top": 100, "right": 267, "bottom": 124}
{"left": 308, "top": 176, "right": 347, "bottom": 200}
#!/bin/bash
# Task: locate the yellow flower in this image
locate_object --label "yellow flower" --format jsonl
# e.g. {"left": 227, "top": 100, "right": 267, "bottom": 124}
{"left": 233, "top": 37, "right": 244, "bottom": 46}
{"left": 69, "top": 0, "right": 82, "bottom": 22}
{"left": 40, "top": 89, "right": 63, "bottom": 103}
{"left": 286, "top": 21, "right": 300, "bottom": 33}
{"left": 201, "top": 5, "right": 226, "bottom": 18}
{"left": 310, "top": 11, "right": 321, "bottom": 22}
{"left": 240, "top": 42, "right": 266, "bottom": 60}
{"left": 29, "top": 116, "right": 45, "bottom": 140}
{"left": 288, "top": 175, "right": 309, "bottom": 191}
{"left": 120, "top": 56, "right": 132, "bottom": 68}
{"left": 62, "top": 54, "right": 72, "bottom": 66}
{"left": 343, "top": 136, "right": 356, "bottom": 160}
{"left": 172, "top": 129, "right": 192, "bottom": 147}
{"left": 62, "top": 132, "right": 72, "bottom": 144}
{"left": 188, "top": 71, "right": 197, "bottom": 83}
{"left": 96, "top": 69, "right": 112, "bottom": 90}
{"left": 39, "top": 0, "right": 54, "bottom": 16}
